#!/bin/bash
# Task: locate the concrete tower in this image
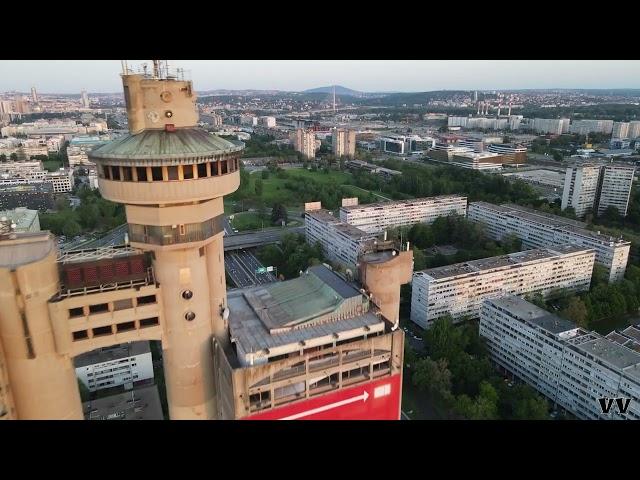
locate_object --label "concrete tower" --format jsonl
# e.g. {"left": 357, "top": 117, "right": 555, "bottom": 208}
{"left": 88, "top": 61, "right": 243, "bottom": 419}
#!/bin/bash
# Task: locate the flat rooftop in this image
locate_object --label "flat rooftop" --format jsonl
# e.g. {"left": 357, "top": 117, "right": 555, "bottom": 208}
{"left": 83, "top": 384, "right": 163, "bottom": 421}
{"left": 307, "top": 209, "right": 372, "bottom": 240}
{"left": 573, "top": 336, "right": 640, "bottom": 377}
{"left": 340, "top": 195, "right": 466, "bottom": 212}
{"left": 228, "top": 265, "right": 383, "bottom": 354}
{"left": 485, "top": 295, "right": 577, "bottom": 335}
{"left": 0, "top": 232, "right": 54, "bottom": 270}
{"left": 470, "top": 201, "right": 630, "bottom": 246}
{"left": 74, "top": 341, "right": 151, "bottom": 368}
{"left": 418, "top": 245, "right": 589, "bottom": 280}
{"left": 502, "top": 169, "right": 566, "bottom": 188}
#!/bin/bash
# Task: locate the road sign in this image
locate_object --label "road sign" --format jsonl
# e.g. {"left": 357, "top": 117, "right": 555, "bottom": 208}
{"left": 256, "top": 267, "right": 267, "bottom": 274}
{"left": 266, "top": 266, "right": 274, "bottom": 272}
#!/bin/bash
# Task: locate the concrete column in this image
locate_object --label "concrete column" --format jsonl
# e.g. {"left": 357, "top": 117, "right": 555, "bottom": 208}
{"left": 155, "top": 247, "right": 216, "bottom": 420}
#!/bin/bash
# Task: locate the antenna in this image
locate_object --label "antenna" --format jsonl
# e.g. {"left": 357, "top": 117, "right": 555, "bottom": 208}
{"left": 333, "top": 85, "right": 336, "bottom": 113}
{"left": 152, "top": 60, "right": 159, "bottom": 78}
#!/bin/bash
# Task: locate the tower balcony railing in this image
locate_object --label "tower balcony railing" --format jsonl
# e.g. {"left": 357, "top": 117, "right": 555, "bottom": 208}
{"left": 128, "top": 216, "right": 224, "bottom": 247}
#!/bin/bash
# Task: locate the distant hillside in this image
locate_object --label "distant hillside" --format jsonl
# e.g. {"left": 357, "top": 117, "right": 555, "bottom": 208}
{"left": 303, "top": 85, "right": 365, "bottom": 97}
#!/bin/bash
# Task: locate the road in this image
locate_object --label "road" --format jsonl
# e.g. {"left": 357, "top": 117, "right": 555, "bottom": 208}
{"left": 61, "top": 224, "right": 128, "bottom": 251}
{"left": 223, "top": 226, "right": 305, "bottom": 251}
{"left": 225, "top": 248, "right": 276, "bottom": 288}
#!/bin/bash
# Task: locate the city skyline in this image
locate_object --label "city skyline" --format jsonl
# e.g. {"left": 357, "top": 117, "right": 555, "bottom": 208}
{"left": 1, "top": 60, "right": 640, "bottom": 94}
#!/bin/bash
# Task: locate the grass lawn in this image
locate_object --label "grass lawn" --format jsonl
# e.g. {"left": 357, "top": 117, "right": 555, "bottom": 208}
{"left": 229, "top": 212, "right": 267, "bottom": 231}
{"left": 43, "top": 159, "right": 63, "bottom": 172}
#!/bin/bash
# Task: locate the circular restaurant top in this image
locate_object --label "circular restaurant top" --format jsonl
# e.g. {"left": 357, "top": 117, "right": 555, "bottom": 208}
{"left": 88, "top": 127, "right": 244, "bottom": 165}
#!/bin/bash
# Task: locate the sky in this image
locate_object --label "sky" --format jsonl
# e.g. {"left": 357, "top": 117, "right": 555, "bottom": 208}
{"left": 1, "top": 60, "right": 640, "bottom": 94}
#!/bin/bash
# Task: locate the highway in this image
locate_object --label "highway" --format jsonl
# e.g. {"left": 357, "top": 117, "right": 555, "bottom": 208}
{"left": 61, "top": 224, "right": 128, "bottom": 251}
{"left": 223, "top": 226, "right": 305, "bottom": 251}
{"left": 225, "top": 248, "right": 276, "bottom": 288}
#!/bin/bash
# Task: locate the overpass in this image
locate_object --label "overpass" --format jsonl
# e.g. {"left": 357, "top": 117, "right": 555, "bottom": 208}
{"left": 223, "top": 226, "right": 305, "bottom": 251}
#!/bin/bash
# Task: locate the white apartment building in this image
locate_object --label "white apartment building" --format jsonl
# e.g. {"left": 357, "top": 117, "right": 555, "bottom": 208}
{"left": 480, "top": 295, "right": 640, "bottom": 420}
{"left": 562, "top": 163, "right": 636, "bottom": 218}
{"left": 291, "top": 128, "right": 319, "bottom": 159}
{"left": 613, "top": 122, "right": 630, "bottom": 139}
{"left": 305, "top": 209, "right": 377, "bottom": 269}
{"left": 75, "top": 341, "right": 154, "bottom": 393}
{"left": 410, "top": 245, "right": 595, "bottom": 329}
{"left": 569, "top": 119, "right": 614, "bottom": 135}
{"left": 628, "top": 121, "right": 640, "bottom": 140}
{"left": 260, "top": 116, "right": 276, "bottom": 128}
{"left": 468, "top": 202, "right": 630, "bottom": 283}
{"left": 529, "top": 118, "right": 568, "bottom": 135}
{"left": 597, "top": 164, "right": 636, "bottom": 217}
{"left": 0, "top": 160, "right": 43, "bottom": 176}
{"left": 561, "top": 163, "right": 603, "bottom": 217}
{"left": 332, "top": 128, "right": 356, "bottom": 158}
{"left": 339, "top": 195, "right": 467, "bottom": 234}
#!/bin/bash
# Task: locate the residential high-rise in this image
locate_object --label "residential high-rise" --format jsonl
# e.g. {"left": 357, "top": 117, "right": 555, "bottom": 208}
{"left": 332, "top": 128, "right": 356, "bottom": 158}
{"left": 291, "top": 128, "right": 318, "bottom": 159}
{"left": 569, "top": 119, "right": 614, "bottom": 135}
{"left": 339, "top": 195, "right": 467, "bottom": 234}
{"left": 530, "top": 118, "right": 566, "bottom": 135}
{"left": 410, "top": 245, "right": 595, "bottom": 329}
{"left": 561, "top": 163, "right": 603, "bottom": 217}
{"left": 81, "top": 90, "right": 90, "bottom": 109}
{"left": 480, "top": 295, "right": 640, "bottom": 420}
{"left": 468, "top": 202, "right": 631, "bottom": 283}
{"left": 597, "top": 164, "right": 636, "bottom": 217}
{"left": 612, "top": 122, "right": 630, "bottom": 139}
{"left": 30, "top": 86, "right": 38, "bottom": 104}
{"left": 561, "top": 163, "right": 636, "bottom": 218}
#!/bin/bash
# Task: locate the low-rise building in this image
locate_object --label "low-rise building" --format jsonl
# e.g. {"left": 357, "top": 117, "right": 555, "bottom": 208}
{"left": 410, "top": 245, "right": 595, "bottom": 328}
{"left": 339, "top": 195, "right": 467, "bottom": 234}
{"left": 75, "top": 341, "right": 154, "bottom": 392}
{"left": 467, "top": 201, "right": 630, "bottom": 283}
{"left": 480, "top": 295, "right": 640, "bottom": 420}
{"left": 83, "top": 384, "right": 163, "bottom": 420}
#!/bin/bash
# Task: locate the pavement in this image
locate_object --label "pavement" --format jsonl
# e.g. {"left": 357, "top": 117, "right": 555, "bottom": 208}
{"left": 225, "top": 248, "right": 276, "bottom": 288}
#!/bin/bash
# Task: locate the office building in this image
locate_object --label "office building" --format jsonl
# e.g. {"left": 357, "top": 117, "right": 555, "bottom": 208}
{"left": 0, "top": 208, "right": 40, "bottom": 233}
{"left": 75, "top": 341, "right": 154, "bottom": 392}
{"left": 562, "top": 163, "right": 635, "bottom": 218}
{"left": 83, "top": 384, "right": 163, "bottom": 420}
{"left": 344, "top": 159, "right": 402, "bottom": 179}
{"left": 449, "top": 151, "right": 505, "bottom": 170}
{"left": 610, "top": 138, "right": 631, "bottom": 150}
{"left": 468, "top": 202, "right": 630, "bottom": 283}
{"left": 332, "top": 128, "right": 356, "bottom": 158}
{"left": 379, "top": 135, "right": 417, "bottom": 155}
{"left": 305, "top": 208, "right": 377, "bottom": 269}
{"left": 480, "top": 295, "right": 640, "bottom": 420}
{"left": 486, "top": 143, "right": 527, "bottom": 165}
{"left": 410, "top": 245, "right": 595, "bottom": 329}
{"left": 339, "top": 195, "right": 467, "bottom": 234}
{"left": 291, "top": 128, "right": 319, "bottom": 159}
{"left": 569, "top": 120, "right": 614, "bottom": 135}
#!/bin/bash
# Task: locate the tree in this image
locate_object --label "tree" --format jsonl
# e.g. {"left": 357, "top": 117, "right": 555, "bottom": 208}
{"left": 62, "top": 220, "right": 81, "bottom": 238}
{"left": 9, "top": 153, "right": 18, "bottom": 162}
{"left": 552, "top": 151, "right": 563, "bottom": 161}
{"left": 560, "top": 297, "right": 589, "bottom": 328}
{"left": 0, "top": 154, "right": 6, "bottom": 163}
{"left": 412, "top": 357, "right": 452, "bottom": 399}
{"left": 254, "top": 178, "right": 263, "bottom": 196}
{"left": 261, "top": 169, "right": 270, "bottom": 180}
{"left": 271, "top": 203, "right": 288, "bottom": 225}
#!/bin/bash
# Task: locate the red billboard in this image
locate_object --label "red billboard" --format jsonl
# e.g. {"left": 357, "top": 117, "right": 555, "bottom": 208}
{"left": 243, "top": 374, "right": 401, "bottom": 420}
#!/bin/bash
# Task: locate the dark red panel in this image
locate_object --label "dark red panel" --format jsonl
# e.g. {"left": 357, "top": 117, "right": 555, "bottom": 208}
{"left": 243, "top": 374, "right": 401, "bottom": 420}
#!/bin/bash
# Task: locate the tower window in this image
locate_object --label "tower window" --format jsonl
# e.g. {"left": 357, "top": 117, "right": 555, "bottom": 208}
{"left": 72, "top": 330, "right": 88, "bottom": 341}
{"left": 221, "top": 160, "right": 228, "bottom": 175}
{"left": 209, "top": 161, "right": 218, "bottom": 176}
{"left": 197, "top": 163, "right": 207, "bottom": 178}
{"left": 167, "top": 166, "right": 179, "bottom": 180}
{"left": 122, "top": 166, "right": 133, "bottom": 181}
{"left": 111, "top": 166, "right": 121, "bottom": 181}
{"left": 183, "top": 164, "right": 194, "bottom": 179}
{"left": 136, "top": 167, "right": 148, "bottom": 182}
{"left": 179, "top": 224, "right": 186, "bottom": 236}
{"left": 102, "top": 165, "right": 111, "bottom": 180}
{"left": 151, "top": 167, "right": 163, "bottom": 181}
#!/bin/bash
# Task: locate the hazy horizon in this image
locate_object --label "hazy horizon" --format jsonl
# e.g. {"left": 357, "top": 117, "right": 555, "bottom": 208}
{"left": 1, "top": 60, "right": 640, "bottom": 94}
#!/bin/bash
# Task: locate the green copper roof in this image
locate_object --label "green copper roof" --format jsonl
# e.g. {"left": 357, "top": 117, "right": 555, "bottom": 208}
{"left": 88, "top": 127, "right": 243, "bottom": 162}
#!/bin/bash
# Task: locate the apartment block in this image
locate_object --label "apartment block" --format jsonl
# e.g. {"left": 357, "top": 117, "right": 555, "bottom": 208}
{"left": 339, "top": 195, "right": 467, "bottom": 234}
{"left": 467, "top": 202, "right": 630, "bottom": 283}
{"left": 291, "top": 128, "right": 319, "bottom": 159}
{"left": 332, "top": 128, "right": 356, "bottom": 158}
{"left": 480, "top": 295, "right": 640, "bottom": 420}
{"left": 569, "top": 119, "right": 614, "bottom": 135}
{"left": 75, "top": 341, "right": 154, "bottom": 392}
{"left": 410, "top": 245, "right": 595, "bottom": 329}
{"left": 530, "top": 118, "right": 567, "bottom": 135}
{"left": 562, "top": 163, "right": 635, "bottom": 217}
{"left": 613, "top": 122, "right": 630, "bottom": 139}
{"left": 305, "top": 209, "right": 377, "bottom": 269}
